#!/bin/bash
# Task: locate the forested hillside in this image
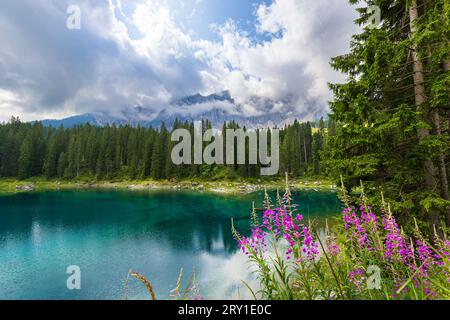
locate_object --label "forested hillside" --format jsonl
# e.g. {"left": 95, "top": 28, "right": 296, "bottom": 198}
{"left": 0, "top": 117, "right": 328, "bottom": 181}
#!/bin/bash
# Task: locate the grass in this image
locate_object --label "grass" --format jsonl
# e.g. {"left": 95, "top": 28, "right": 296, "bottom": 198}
{"left": 125, "top": 270, "right": 156, "bottom": 300}
{"left": 124, "top": 267, "right": 202, "bottom": 300}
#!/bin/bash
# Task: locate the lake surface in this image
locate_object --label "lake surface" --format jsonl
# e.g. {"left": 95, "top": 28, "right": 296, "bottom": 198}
{"left": 0, "top": 189, "right": 341, "bottom": 300}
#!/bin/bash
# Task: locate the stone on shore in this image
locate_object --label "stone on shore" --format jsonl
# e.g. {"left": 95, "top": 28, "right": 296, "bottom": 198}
{"left": 15, "top": 184, "right": 35, "bottom": 191}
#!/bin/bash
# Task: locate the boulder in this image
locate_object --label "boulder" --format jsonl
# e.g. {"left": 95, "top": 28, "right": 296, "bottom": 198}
{"left": 16, "top": 184, "right": 35, "bottom": 191}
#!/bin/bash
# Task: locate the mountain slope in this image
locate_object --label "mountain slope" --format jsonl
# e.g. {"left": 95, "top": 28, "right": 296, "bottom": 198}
{"left": 39, "top": 91, "right": 302, "bottom": 128}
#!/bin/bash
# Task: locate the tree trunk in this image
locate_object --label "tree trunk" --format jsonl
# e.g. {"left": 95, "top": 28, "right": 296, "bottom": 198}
{"left": 303, "top": 138, "right": 307, "bottom": 164}
{"left": 409, "top": 1, "right": 441, "bottom": 234}
{"left": 428, "top": 43, "right": 450, "bottom": 228}
{"left": 431, "top": 110, "right": 450, "bottom": 226}
{"left": 443, "top": 59, "right": 450, "bottom": 227}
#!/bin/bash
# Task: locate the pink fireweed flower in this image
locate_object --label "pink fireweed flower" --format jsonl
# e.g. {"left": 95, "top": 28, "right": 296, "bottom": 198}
{"left": 263, "top": 209, "right": 275, "bottom": 220}
{"left": 348, "top": 268, "right": 366, "bottom": 288}
{"left": 327, "top": 242, "right": 341, "bottom": 256}
{"left": 382, "top": 215, "right": 407, "bottom": 262}
{"left": 344, "top": 207, "right": 370, "bottom": 248}
{"left": 415, "top": 239, "right": 433, "bottom": 277}
{"left": 239, "top": 199, "right": 450, "bottom": 299}
{"left": 238, "top": 236, "right": 249, "bottom": 254}
{"left": 274, "top": 209, "right": 282, "bottom": 232}
{"left": 301, "top": 226, "right": 319, "bottom": 260}
{"left": 435, "top": 240, "right": 450, "bottom": 265}
{"left": 238, "top": 227, "right": 267, "bottom": 256}
{"left": 282, "top": 215, "right": 294, "bottom": 231}
{"left": 283, "top": 233, "right": 292, "bottom": 241}
{"left": 358, "top": 233, "right": 368, "bottom": 247}
{"left": 286, "top": 248, "right": 293, "bottom": 260}
{"left": 360, "top": 206, "right": 379, "bottom": 233}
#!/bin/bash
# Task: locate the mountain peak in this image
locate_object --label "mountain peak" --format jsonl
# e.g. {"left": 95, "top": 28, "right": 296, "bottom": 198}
{"left": 37, "top": 91, "right": 302, "bottom": 129}
{"left": 175, "top": 91, "right": 234, "bottom": 106}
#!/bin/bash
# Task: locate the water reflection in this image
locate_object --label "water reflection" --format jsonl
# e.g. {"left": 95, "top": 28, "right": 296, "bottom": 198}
{"left": 0, "top": 189, "right": 341, "bottom": 299}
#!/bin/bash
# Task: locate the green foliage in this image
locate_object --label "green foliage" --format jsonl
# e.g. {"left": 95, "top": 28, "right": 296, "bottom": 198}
{"left": 0, "top": 117, "right": 327, "bottom": 181}
{"left": 324, "top": 0, "right": 450, "bottom": 230}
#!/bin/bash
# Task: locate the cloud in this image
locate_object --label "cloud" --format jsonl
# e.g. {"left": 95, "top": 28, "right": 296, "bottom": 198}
{"left": 197, "top": 0, "right": 360, "bottom": 118}
{"left": 0, "top": 0, "right": 359, "bottom": 122}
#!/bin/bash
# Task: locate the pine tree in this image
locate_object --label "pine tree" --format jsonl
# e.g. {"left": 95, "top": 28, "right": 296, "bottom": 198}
{"left": 18, "top": 136, "right": 32, "bottom": 180}
{"left": 326, "top": 0, "right": 450, "bottom": 231}
{"left": 44, "top": 133, "right": 58, "bottom": 178}
{"left": 57, "top": 152, "right": 67, "bottom": 178}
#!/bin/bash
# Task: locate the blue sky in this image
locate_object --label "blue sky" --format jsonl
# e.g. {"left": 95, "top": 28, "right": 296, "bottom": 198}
{"left": 0, "top": 0, "right": 360, "bottom": 121}
{"left": 114, "top": 0, "right": 274, "bottom": 42}
{"left": 183, "top": 0, "right": 273, "bottom": 40}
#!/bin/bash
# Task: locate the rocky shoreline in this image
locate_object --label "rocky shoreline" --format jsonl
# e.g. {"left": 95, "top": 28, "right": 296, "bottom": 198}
{"left": 1, "top": 179, "right": 337, "bottom": 196}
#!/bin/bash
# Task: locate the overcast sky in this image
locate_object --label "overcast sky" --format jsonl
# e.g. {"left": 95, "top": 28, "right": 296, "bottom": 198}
{"left": 0, "top": 0, "right": 360, "bottom": 121}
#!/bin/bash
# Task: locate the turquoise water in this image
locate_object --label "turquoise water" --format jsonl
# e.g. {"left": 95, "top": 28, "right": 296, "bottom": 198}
{"left": 0, "top": 189, "right": 341, "bottom": 300}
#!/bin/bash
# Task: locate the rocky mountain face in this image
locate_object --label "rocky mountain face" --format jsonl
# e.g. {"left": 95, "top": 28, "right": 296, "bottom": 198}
{"left": 40, "top": 91, "right": 303, "bottom": 129}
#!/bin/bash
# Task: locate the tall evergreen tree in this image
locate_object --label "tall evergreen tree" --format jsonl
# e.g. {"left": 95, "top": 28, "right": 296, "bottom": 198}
{"left": 18, "top": 136, "right": 32, "bottom": 180}
{"left": 325, "top": 0, "right": 450, "bottom": 232}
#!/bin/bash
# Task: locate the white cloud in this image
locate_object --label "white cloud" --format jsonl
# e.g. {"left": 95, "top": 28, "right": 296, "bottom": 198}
{"left": 0, "top": 0, "right": 359, "bottom": 121}
{"left": 195, "top": 0, "right": 360, "bottom": 118}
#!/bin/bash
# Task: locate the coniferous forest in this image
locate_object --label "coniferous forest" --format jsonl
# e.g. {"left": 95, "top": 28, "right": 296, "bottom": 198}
{"left": 0, "top": 117, "right": 328, "bottom": 181}
{"left": 324, "top": 0, "right": 450, "bottom": 232}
